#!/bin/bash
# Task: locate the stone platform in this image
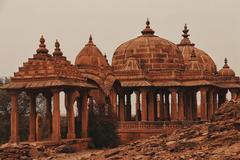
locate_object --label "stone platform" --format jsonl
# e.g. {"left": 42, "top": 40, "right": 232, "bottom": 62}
{"left": 118, "top": 121, "right": 199, "bottom": 143}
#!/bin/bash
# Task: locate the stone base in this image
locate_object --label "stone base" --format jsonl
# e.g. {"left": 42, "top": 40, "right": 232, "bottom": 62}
{"left": 118, "top": 129, "right": 176, "bottom": 143}
{"left": 118, "top": 121, "right": 197, "bottom": 143}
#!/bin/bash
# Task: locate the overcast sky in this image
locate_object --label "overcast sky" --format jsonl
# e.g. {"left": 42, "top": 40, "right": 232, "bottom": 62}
{"left": 0, "top": 0, "right": 240, "bottom": 77}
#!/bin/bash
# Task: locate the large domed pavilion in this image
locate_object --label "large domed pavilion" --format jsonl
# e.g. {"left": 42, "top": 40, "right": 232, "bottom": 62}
{"left": 2, "top": 19, "right": 240, "bottom": 144}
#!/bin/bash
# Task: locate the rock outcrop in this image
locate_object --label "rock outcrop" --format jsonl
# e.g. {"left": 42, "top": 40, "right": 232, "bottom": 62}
{"left": 58, "top": 100, "right": 240, "bottom": 160}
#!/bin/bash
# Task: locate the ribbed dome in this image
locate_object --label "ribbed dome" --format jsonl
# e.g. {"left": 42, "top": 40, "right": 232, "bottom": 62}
{"left": 112, "top": 20, "right": 184, "bottom": 71}
{"left": 219, "top": 58, "right": 235, "bottom": 77}
{"left": 178, "top": 24, "right": 217, "bottom": 74}
{"left": 75, "top": 35, "right": 108, "bottom": 67}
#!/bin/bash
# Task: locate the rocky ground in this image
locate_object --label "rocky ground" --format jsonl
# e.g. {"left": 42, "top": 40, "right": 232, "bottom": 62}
{"left": 1, "top": 100, "right": 240, "bottom": 160}
{"left": 53, "top": 100, "right": 240, "bottom": 160}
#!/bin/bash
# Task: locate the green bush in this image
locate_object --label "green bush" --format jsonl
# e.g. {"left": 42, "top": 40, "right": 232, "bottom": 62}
{"left": 89, "top": 111, "right": 119, "bottom": 148}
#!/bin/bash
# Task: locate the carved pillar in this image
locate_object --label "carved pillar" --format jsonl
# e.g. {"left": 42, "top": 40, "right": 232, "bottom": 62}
{"left": 164, "top": 92, "right": 170, "bottom": 121}
{"left": 141, "top": 89, "right": 148, "bottom": 121}
{"left": 36, "top": 113, "right": 42, "bottom": 141}
{"left": 207, "top": 89, "right": 214, "bottom": 120}
{"left": 10, "top": 92, "right": 19, "bottom": 143}
{"left": 66, "top": 91, "right": 77, "bottom": 139}
{"left": 148, "top": 91, "right": 155, "bottom": 121}
{"left": 170, "top": 88, "right": 177, "bottom": 121}
{"left": 213, "top": 91, "right": 217, "bottom": 114}
{"left": 110, "top": 90, "right": 117, "bottom": 114}
{"left": 159, "top": 91, "right": 165, "bottom": 121}
{"left": 200, "top": 88, "right": 207, "bottom": 121}
{"left": 119, "top": 94, "right": 125, "bottom": 121}
{"left": 51, "top": 89, "right": 61, "bottom": 141}
{"left": 28, "top": 93, "right": 37, "bottom": 142}
{"left": 126, "top": 93, "right": 131, "bottom": 121}
{"left": 81, "top": 91, "right": 88, "bottom": 138}
{"left": 45, "top": 94, "right": 52, "bottom": 139}
{"left": 178, "top": 91, "right": 184, "bottom": 121}
{"left": 192, "top": 92, "right": 197, "bottom": 121}
{"left": 188, "top": 92, "right": 193, "bottom": 121}
{"left": 135, "top": 91, "right": 141, "bottom": 121}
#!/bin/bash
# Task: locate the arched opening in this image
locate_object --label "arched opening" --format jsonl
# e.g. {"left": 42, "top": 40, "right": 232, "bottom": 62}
{"left": 131, "top": 92, "right": 136, "bottom": 120}
{"left": 226, "top": 90, "right": 231, "bottom": 101}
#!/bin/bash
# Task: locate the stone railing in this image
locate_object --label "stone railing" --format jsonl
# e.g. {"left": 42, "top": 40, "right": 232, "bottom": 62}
{"left": 118, "top": 121, "right": 196, "bottom": 131}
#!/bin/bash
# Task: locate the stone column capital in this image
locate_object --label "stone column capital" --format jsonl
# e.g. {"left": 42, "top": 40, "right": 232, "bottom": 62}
{"left": 8, "top": 90, "right": 19, "bottom": 96}
{"left": 50, "top": 88, "right": 60, "bottom": 94}
{"left": 169, "top": 87, "right": 177, "bottom": 93}
{"left": 200, "top": 87, "right": 208, "bottom": 92}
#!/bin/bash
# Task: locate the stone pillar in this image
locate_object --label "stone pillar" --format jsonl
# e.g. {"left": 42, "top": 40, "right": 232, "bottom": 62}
{"left": 213, "top": 91, "right": 217, "bottom": 114}
{"left": 81, "top": 91, "right": 88, "bottom": 138}
{"left": 178, "top": 91, "right": 184, "bottom": 121}
{"left": 10, "top": 92, "right": 19, "bottom": 143}
{"left": 200, "top": 88, "right": 207, "bottom": 121}
{"left": 51, "top": 89, "right": 61, "bottom": 141}
{"left": 188, "top": 92, "right": 193, "bottom": 121}
{"left": 148, "top": 91, "right": 155, "bottom": 121}
{"left": 28, "top": 94, "right": 36, "bottom": 142}
{"left": 135, "top": 91, "right": 141, "bottom": 121}
{"left": 141, "top": 89, "right": 148, "bottom": 121}
{"left": 207, "top": 89, "right": 214, "bottom": 120}
{"left": 192, "top": 92, "right": 198, "bottom": 121}
{"left": 119, "top": 94, "right": 125, "bottom": 121}
{"left": 126, "top": 93, "right": 131, "bottom": 121}
{"left": 159, "top": 91, "right": 165, "bottom": 121}
{"left": 36, "top": 113, "right": 42, "bottom": 141}
{"left": 66, "top": 91, "right": 76, "bottom": 139}
{"left": 170, "top": 88, "right": 177, "bottom": 121}
{"left": 45, "top": 94, "right": 52, "bottom": 139}
{"left": 110, "top": 90, "right": 117, "bottom": 114}
{"left": 164, "top": 92, "right": 170, "bottom": 121}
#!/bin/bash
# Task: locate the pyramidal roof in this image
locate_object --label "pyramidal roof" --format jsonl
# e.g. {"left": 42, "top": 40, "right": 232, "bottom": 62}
{"left": 3, "top": 36, "right": 95, "bottom": 89}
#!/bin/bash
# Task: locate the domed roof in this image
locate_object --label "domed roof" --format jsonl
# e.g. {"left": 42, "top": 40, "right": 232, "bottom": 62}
{"left": 75, "top": 35, "right": 108, "bottom": 68}
{"left": 218, "top": 58, "right": 235, "bottom": 77}
{"left": 112, "top": 19, "right": 184, "bottom": 71}
{"left": 178, "top": 24, "right": 217, "bottom": 74}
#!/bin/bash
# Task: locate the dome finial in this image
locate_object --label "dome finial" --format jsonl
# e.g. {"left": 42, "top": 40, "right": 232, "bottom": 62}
{"left": 141, "top": 18, "right": 155, "bottom": 35}
{"left": 36, "top": 35, "right": 49, "bottom": 54}
{"left": 178, "top": 24, "right": 194, "bottom": 46}
{"left": 223, "top": 57, "right": 229, "bottom": 68}
{"left": 89, "top": 34, "right": 93, "bottom": 43}
{"left": 53, "top": 39, "right": 63, "bottom": 57}
{"left": 182, "top": 24, "right": 190, "bottom": 39}
{"left": 146, "top": 18, "right": 150, "bottom": 26}
{"left": 224, "top": 57, "right": 228, "bottom": 64}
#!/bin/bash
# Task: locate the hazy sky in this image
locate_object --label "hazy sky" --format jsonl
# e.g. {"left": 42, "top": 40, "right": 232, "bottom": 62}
{"left": 0, "top": 0, "right": 240, "bottom": 77}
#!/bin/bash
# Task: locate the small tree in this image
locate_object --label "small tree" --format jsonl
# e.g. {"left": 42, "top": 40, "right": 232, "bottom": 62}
{"left": 88, "top": 98, "right": 119, "bottom": 148}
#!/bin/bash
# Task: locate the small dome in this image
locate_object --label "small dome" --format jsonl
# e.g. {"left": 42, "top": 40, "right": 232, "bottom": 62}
{"left": 178, "top": 24, "right": 217, "bottom": 73}
{"left": 75, "top": 35, "right": 108, "bottom": 67}
{"left": 186, "top": 50, "right": 204, "bottom": 71}
{"left": 218, "top": 58, "right": 235, "bottom": 77}
{"left": 112, "top": 19, "right": 184, "bottom": 71}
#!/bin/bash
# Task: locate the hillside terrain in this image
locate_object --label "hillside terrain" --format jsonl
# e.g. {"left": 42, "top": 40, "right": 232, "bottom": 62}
{"left": 54, "top": 100, "right": 240, "bottom": 160}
